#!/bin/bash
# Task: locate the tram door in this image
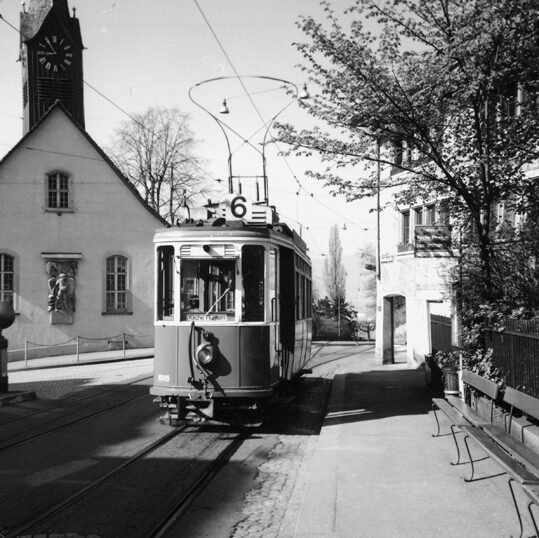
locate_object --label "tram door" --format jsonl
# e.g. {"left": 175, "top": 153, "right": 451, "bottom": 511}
{"left": 268, "top": 247, "right": 280, "bottom": 382}
{"left": 279, "top": 246, "right": 295, "bottom": 379}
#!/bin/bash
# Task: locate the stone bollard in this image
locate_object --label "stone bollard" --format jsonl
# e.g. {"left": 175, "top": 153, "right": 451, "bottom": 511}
{"left": 0, "top": 301, "right": 16, "bottom": 393}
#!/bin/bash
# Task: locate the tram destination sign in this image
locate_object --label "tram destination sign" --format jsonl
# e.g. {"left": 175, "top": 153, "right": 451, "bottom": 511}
{"left": 414, "top": 225, "right": 453, "bottom": 257}
{"left": 186, "top": 313, "right": 228, "bottom": 321}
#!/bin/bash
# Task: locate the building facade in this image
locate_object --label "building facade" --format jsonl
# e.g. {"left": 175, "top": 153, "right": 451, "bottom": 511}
{"left": 0, "top": 0, "right": 166, "bottom": 359}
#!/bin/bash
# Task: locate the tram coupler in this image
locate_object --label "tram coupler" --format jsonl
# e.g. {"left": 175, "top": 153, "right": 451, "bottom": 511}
{"left": 181, "top": 397, "right": 215, "bottom": 422}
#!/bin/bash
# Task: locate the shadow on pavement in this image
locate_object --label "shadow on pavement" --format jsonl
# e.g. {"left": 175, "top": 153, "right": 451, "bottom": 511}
{"left": 323, "top": 367, "right": 433, "bottom": 427}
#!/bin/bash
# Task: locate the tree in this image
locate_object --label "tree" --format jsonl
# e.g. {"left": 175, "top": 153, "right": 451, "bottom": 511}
{"left": 279, "top": 0, "right": 539, "bottom": 310}
{"left": 108, "top": 106, "right": 210, "bottom": 222}
{"left": 324, "top": 224, "right": 347, "bottom": 312}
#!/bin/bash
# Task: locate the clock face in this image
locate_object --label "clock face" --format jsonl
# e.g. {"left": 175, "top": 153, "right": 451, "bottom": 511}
{"left": 37, "top": 35, "right": 73, "bottom": 72}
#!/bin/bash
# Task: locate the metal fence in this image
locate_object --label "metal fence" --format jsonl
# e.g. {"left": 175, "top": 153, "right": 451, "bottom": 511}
{"left": 486, "top": 318, "right": 539, "bottom": 398}
{"left": 8, "top": 332, "right": 153, "bottom": 365}
{"left": 430, "top": 314, "right": 539, "bottom": 397}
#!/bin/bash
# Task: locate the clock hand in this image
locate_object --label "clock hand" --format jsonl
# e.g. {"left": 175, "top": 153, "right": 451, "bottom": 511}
{"left": 45, "top": 37, "right": 57, "bottom": 53}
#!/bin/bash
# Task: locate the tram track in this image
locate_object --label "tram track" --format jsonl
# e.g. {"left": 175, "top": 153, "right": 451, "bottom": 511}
{"left": 306, "top": 342, "right": 375, "bottom": 370}
{"left": 4, "top": 425, "right": 190, "bottom": 538}
{"left": 148, "top": 429, "right": 251, "bottom": 538}
{"left": 0, "top": 374, "right": 153, "bottom": 428}
{"left": 4, "top": 426, "right": 250, "bottom": 538}
{"left": 0, "top": 391, "right": 151, "bottom": 453}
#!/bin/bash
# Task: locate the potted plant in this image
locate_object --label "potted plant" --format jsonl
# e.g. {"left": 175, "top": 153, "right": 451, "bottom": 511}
{"left": 435, "top": 350, "right": 461, "bottom": 396}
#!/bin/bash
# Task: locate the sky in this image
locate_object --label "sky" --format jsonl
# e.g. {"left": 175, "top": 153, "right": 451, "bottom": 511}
{"left": 0, "top": 0, "right": 377, "bottom": 257}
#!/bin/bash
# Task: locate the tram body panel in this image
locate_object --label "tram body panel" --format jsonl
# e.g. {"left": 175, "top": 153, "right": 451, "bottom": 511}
{"left": 151, "top": 324, "right": 277, "bottom": 397}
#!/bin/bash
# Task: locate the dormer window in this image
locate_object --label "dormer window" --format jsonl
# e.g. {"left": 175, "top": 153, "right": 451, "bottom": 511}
{"left": 46, "top": 172, "right": 72, "bottom": 211}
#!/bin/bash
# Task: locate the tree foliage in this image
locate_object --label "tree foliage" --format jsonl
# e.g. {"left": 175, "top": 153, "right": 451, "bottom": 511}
{"left": 279, "top": 0, "right": 539, "bottom": 307}
{"left": 108, "top": 106, "right": 209, "bottom": 222}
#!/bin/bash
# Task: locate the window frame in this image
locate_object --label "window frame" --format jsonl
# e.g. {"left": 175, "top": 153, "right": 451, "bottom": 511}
{"left": 45, "top": 170, "right": 73, "bottom": 213}
{"left": 103, "top": 254, "right": 132, "bottom": 315}
{"left": 0, "top": 253, "right": 16, "bottom": 309}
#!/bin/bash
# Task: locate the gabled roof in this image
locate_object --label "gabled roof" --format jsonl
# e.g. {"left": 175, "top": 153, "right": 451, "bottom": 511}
{"left": 0, "top": 100, "right": 168, "bottom": 226}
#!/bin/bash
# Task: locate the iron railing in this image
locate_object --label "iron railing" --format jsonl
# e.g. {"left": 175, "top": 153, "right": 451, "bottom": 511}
{"left": 486, "top": 318, "right": 539, "bottom": 398}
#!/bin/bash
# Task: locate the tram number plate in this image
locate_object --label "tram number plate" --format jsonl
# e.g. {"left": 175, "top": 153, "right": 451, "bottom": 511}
{"left": 186, "top": 314, "right": 227, "bottom": 321}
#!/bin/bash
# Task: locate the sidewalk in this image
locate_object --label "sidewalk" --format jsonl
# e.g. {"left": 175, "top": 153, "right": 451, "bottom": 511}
{"left": 285, "top": 349, "right": 525, "bottom": 537}
{"left": 0, "top": 347, "right": 153, "bottom": 405}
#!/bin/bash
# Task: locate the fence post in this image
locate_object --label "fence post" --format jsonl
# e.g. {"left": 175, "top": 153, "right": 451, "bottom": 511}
{"left": 24, "top": 339, "right": 28, "bottom": 368}
{"left": 76, "top": 336, "right": 80, "bottom": 363}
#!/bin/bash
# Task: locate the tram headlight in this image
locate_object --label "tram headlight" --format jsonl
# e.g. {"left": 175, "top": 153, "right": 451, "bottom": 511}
{"left": 196, "top": 343, "right": 215, "bottom": 366}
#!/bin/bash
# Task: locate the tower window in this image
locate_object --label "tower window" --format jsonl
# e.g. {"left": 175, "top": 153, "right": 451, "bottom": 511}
{"left": 46, "top": 172, "right": 71, "bottom": 211}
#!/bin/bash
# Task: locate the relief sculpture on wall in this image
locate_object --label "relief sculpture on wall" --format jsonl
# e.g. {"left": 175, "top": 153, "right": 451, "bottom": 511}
{"left": 46, "top": 261, "right": 77, "bottom": 324}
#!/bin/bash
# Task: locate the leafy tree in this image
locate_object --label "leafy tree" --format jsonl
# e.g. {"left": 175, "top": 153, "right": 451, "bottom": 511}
{"left": 279, "top": 0, "right": 539, "bottom": 308}
{"left": 108, "top": 106, "right": 210, "bottom": 222}
{"left": 313, "top": 295, "right": 357, "bottom": 340}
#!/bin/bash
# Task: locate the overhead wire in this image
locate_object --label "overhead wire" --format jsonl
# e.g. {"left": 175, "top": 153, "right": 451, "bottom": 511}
{"left": 2, "top": 6, "right": 368, "bottom": 230}
{"left": 192, "top": 0, "right": 368, "bottom": 231}
{"left": 0, "top": 11, "right": 222, "bottom": 188}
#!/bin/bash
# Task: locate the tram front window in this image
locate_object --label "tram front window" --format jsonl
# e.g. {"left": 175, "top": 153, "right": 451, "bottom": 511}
{"left": 180, "top": 259, "right": 235, "bottom": 321}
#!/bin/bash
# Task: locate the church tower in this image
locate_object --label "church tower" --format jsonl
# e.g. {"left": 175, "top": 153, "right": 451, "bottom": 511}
{"left": 20, "top": 0, "right": 84, "bottom": 133}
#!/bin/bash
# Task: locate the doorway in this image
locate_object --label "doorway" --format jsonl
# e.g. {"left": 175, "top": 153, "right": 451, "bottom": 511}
{"left": 382, "top": 294, "right": 407, "bottom": 364}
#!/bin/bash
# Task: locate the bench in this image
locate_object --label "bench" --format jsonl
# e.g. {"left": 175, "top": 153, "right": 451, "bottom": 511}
{"left": 461, "top": 386, "right": 539, "bottom": 537}
{"left": 432, "top": 370, "right": 499, "bottom": 464}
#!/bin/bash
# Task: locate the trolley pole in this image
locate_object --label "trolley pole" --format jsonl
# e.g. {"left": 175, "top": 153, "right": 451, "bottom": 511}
{"left": 0, "top": 302, "right": 16, "bottom": 393}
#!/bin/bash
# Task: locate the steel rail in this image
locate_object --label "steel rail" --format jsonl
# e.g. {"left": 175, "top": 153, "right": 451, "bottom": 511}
{"left": 0, "top": 374, "right": 153, "bottom": 427}
{"left": 0, "top": 392, "right": 151, "bottom": 453}
{"left": 148, "top": 430, "right": 250, "bottom": 537}
{"left": 4, "top": 425, "right": 190, "bottom": 538}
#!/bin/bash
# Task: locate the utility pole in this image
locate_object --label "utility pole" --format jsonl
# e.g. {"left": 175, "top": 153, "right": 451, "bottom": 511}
{"left": 169, "top": 164, "right": 175, "bottom": 225}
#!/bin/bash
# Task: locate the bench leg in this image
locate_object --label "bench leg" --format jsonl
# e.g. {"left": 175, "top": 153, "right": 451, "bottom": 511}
{"left": 508, "top": 479, "right": 525, "bottom": 538}
{"left": 463, "top": 435, "right": 476, "bottom": 482}
{"left": 528, "top": 500, "right": 539, "bottom": 538}
{"left": 449, "top": 424, "right": 464, "bottom": 466}
{"left": 432, "top": 403, "right": 442, "bottom": 437}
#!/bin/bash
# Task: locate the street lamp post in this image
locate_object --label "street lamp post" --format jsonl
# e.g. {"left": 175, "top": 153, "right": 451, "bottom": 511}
{"left": 375, "top": 138, "right": 381, "bottom": 281}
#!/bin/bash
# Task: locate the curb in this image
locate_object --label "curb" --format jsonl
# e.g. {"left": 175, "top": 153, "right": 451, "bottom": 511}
{"left": 0, "top": 390, "right": 36, "bottom": 406}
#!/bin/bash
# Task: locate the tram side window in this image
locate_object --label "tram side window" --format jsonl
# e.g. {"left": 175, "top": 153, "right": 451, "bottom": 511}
{"left": 157, "top": 246, "right": 175, "bottom": 320}
{"left": 242, "top": 245, "right": 265, "bottom": 322}
{"left": 180, "top": 259, "right": 236, "bottom": 321}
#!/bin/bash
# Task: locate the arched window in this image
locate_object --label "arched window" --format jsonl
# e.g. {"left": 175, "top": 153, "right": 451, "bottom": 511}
{"left": 46, "top": 171, "right": 71, "bottom": 210}
{"left": 106, "top": 255, "right": 129, "bottom": 313}
{"left": 0, "top": 254, "right": 14, "bottom": 306}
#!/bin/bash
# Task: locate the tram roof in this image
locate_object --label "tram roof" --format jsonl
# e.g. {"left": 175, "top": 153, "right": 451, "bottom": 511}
{"left": 154, "top": 219, "right": 309, "bottom": 257}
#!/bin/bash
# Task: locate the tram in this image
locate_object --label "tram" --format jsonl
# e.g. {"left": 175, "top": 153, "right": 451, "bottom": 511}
{"left": 150, "top": 194, "right": 312, "bottom": 425}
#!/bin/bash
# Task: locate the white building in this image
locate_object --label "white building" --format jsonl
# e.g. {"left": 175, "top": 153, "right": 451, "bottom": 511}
{"left": 0, "top": 0, "right": 166, "bottom": 359}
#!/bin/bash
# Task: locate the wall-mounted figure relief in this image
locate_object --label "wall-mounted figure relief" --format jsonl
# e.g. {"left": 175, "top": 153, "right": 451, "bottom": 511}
{"left": 46, "top": 261, "right": 77, "bottom": 317}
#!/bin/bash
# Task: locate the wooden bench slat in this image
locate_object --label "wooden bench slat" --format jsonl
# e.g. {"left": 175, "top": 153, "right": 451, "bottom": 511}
{"left": 482, "top": 424, "right": 539, "bottom": 477}
{"left": 432, "top": 398, "right": 471, "bottom": 426}
{"left": 505, "top": 387, "right": 539, "bottom": 420}
{"left": 462, "top": 425, "right": 539, "bottom": 484}
{"left": 462, "top": 370, "right": 500, "bottom": 400}
{"left": 446, "top": 396, "right": 491, "bottom": 426}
